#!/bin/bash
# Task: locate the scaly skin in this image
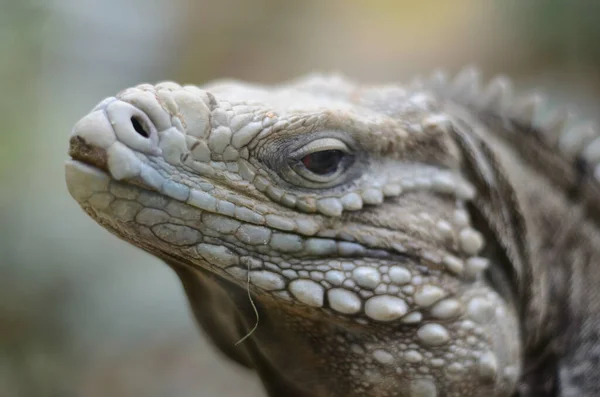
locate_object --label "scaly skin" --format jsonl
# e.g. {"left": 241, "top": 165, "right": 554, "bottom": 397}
{"left": 65, "top": 70, "right": 600, "bottom": 396}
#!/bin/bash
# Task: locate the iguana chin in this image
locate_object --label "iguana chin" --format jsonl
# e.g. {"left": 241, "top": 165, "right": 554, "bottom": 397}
{"left": 64, "top": 68, "right": 600, "bottom": 397}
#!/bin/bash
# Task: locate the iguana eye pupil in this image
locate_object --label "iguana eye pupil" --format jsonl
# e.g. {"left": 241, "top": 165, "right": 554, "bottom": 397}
{"left": 301, "top": 150, "right": 345, "bottom": 175}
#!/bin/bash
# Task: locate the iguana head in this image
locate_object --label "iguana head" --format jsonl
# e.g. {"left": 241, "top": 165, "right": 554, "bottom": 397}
{"left": 66, "top": 74, "right": 522, "bottom": 396}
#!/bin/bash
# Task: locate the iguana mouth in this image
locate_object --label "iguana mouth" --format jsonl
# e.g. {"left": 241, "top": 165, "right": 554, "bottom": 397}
{"left": 65, "top": 154, "right": 423, "bottom": 262}
{"left": 69, "top": 135, "right": 109, "bottom": 172}
{"left": 68, "top": 137, "right": 167, "bottom": 195}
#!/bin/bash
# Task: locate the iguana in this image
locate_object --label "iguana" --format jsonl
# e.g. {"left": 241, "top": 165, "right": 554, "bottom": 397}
{"left": 64, "top": 68, "right": 600, "bottom": 397}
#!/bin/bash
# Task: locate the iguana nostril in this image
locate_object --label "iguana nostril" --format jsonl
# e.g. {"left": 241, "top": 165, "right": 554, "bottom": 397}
{"left": 131, "top": 116, "right": 149, "bottom": 138}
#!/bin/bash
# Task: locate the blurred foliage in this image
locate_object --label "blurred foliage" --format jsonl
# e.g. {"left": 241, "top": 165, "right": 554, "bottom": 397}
{"left": 515, "top": 0, "right": 600, "bottom": 66}
{"left": 0, "top": 1, "right": 43, "bottom": 185}
{"left": 0, "top": 3, "right": 55, "bottom": 395}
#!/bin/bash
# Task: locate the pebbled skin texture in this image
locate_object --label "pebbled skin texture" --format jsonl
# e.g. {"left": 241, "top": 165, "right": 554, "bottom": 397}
{"left": 65, "top": 70, "right": 600, "bottom": 396}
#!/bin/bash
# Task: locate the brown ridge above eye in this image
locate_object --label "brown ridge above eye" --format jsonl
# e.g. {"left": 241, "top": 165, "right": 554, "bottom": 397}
{"left": 301, "top": 149, "right": 345, "bottom": 175}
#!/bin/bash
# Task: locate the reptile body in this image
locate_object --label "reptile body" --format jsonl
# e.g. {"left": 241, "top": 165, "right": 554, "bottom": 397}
{"left": 65, "top": 69, "right": 600, "bottom": 396}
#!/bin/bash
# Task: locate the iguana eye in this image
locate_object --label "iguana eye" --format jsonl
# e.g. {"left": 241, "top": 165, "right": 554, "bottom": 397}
{"left": 291, "top": 138, "right": 355, "bottom": 184}
{"left": 301, "top": 150, "right": 345, "bottom": 175}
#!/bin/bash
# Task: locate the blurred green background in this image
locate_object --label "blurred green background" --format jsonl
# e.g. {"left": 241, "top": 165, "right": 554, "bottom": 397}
{"left": 1, "top": 1, "right": 600, "bottom": 396}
